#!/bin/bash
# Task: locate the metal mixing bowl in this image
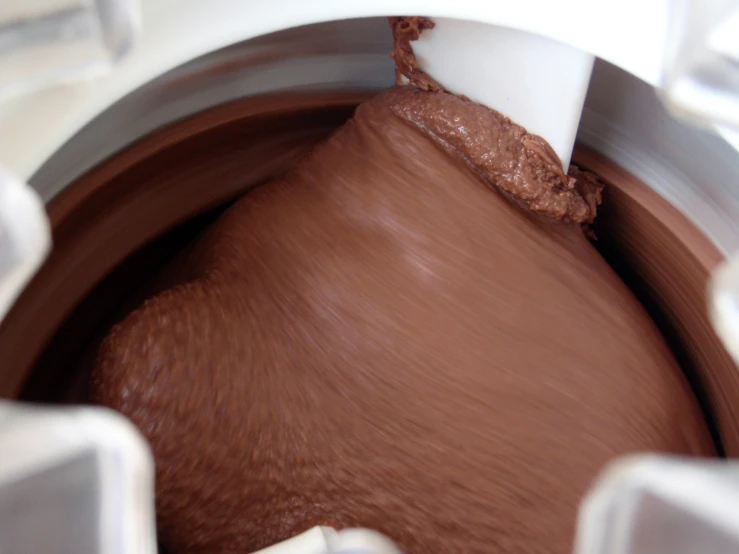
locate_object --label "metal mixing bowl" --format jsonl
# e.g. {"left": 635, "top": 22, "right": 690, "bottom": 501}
{"left": 2, "top": 17, "right": 738, "bottom": 456}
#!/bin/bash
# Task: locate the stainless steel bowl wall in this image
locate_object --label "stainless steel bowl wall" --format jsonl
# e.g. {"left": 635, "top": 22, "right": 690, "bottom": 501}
{"left": 29, "top": 18, "right": 739, "bottom": 255}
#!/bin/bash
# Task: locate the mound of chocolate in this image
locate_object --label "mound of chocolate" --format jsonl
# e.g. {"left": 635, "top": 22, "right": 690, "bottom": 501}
{"left": 91, "top": 17, "right": 714, "bottom": 554}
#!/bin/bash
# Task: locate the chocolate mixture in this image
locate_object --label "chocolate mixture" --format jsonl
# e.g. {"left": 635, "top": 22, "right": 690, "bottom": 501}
{"left": 91, "top": 17, "right": 715, "bottom": 554}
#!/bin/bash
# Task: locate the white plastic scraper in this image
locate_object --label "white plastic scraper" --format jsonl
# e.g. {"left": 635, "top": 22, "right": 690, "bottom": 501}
{"left": 411, "top": 19, "right": 595, "bottom": 170}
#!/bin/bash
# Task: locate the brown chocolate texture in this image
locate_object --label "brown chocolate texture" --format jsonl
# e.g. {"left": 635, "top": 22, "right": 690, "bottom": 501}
{"left": 92, "top": 82, "right": 714, "bottom": 553}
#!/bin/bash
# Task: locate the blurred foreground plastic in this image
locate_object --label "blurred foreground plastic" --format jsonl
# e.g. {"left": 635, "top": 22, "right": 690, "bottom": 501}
{"left": 253, "top": 527, "right": 402, "bottom": 554}
{"left": 575, "top": 455, "right": 739, "bottom": 554}
{"left": 0, "top": 402, "right": 157, "bottom": 554}
{"left": 0, "top": 165, "right": 50, "bottom": 322}
{"left": 709, "top": 252, "right": 739, "bottom": 365}
{"left": 660, "top": 0, "right": 739, "bottom": 132}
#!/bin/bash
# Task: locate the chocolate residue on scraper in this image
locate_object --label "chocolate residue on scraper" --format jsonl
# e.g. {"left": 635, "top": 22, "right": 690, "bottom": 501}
{"left": 91, "top": 16, "right": 715, "bottom": 554}
{"left": 389, "top": 16, "right": 603, "bottom": 225}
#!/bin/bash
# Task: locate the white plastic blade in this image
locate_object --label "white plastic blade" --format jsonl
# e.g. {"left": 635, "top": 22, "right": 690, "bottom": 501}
{"left": 411, "top": 18, "right": 594, "bottom": 169}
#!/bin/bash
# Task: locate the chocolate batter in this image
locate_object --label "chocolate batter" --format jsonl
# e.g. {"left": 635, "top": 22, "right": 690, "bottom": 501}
{"left": 91, "top": 17, "right": 714, "bottom": 554}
